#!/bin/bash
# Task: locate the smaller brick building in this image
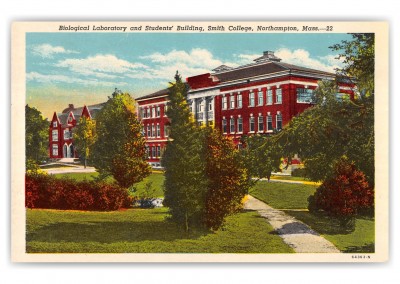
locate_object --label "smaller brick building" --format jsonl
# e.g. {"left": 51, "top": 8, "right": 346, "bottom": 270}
{"left": 49, "top": 103, "right": 105, "bottom": 159}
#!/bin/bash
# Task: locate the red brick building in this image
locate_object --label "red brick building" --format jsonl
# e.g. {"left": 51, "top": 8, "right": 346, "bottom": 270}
{"left": 49, "top": 103, "right": 105, "bottom": 159}
{"left": 136, "top": 50, "right": 354, "bottom": 165}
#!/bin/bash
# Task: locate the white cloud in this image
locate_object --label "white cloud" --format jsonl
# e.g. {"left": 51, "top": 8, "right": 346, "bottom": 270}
{"left": 56, "top": 54, "right": 148, "bottom": 79}
{"left": 136, "top": 48, "right": 239, "bottom": 80}
{"left": 31, "top": 44, "right": 78, "bottom": 58}
{"left": 275, "top": 48, "right": 342, "bottom": 72}
{"left": 26, "top": 71, "right": 127, "bottom": 87}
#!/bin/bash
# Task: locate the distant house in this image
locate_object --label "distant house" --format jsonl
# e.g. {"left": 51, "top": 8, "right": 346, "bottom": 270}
{"left": 48, "top": 103, "right": 105, "bottom": 159}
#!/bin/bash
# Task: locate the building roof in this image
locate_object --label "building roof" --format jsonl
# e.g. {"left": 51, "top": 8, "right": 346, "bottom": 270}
{"left": 58, "top": 102, "right": 106, "bottom": 125}
{"left": 136, "top": 88, "right": 170, "bottom": 101}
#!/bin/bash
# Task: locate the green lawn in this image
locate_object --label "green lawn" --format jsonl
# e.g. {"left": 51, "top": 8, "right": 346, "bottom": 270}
{"left": 249, "top": 180, "right": 375, "bottom": 253}
{"left": 26, "top": 208, "right": 294, "bottom": 253}
{"left": 249, "top": 181, "right": 317, "bottom": 209}
{"left": 270, "top": 175, "right": 310, "bottom": 182}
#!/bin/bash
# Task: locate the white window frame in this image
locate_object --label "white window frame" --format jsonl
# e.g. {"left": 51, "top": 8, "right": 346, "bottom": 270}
{"left": 237, "top": 117, "right": 243, "bottom": 133}
{"left": 222, "top": 118, "right": 227, "bottom": 134}
{"left": 297, "top": 88, "right": 314, "bottom": 103}
{"left": 52, "top": 129, "right": 58, "bottom": 142}
{"left": 156, "top": 106, "right": 161, "bottom": 117}
{"left": 249, "top": 92, "right": 255, "bottom": 107}
{"left": 230, "top": 117, "right": 235, "bottom": 133}
{"left": 267, "top": 115, "right": 273, "bottom": 132}
{"left": 52, "top": 144, "right": 58, "bottom": 156}
{"left": 267, "top": 89, "right": 273, "bottom": 105}
{"left": 156, "top": 124, "right": 160, "bottom": 137}
{"left": 222, "top": 96, "right": 228, "bottom": 110}
{"left": 276, "top": 88, "right": 282, "bottom": 104}
{"left": 237, "top": 94, "right": 242, "bottom": 108}
{"left": 53, "top": 121, "right": 58, "bottom": 128}
{"left": 230, "top": 95, "right": 235, "bottom": 109}
{"left": 151, "top": 124, "right": 155, "bottom": 137}
{"left": 249, "top": 116, "right": 255, "bottom": 132}
{"left": 258, "top": 116, "right": 264, "bottom": 132}
{"left": 152, "top": 107, "right": 156, "bottom": 118}
{"left": 258, "top": 91, "right": 263, "bottom": 106}
{"left": 276, "top": 113, "right": 282, "bottom": 130}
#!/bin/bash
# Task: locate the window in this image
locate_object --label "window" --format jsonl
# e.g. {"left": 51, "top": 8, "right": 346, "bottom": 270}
{"left": 139, "top": 108, "right": 144, "bottom": 119}
{"left": 276, "top": 113, "right": 282, "bottom": 130}
{"left": 208, "top": 102, "right": 213, "bottom": 111}
{"left": 335, "top": 92, "right": 350, "bottom": 101}
{"left": 222, "top": 118, "right": 227, "bottom": 133}
{"left": 249, "top": 92, "right": 255, "bottom": 107}
{"left": 258, "top": 116, "right": 264, "bottom": 132}
{"left": 164, "top": 125, "right": 169, "bottom": 137}
{"left": 151, "top": 124, "right": 155, "bottom": 137}
{"left": 53, "top": 121, "right": 57, "bottom": 128}
{"left": 237, "top": 94, "right": 242, "bottom": 108}
{"left": 146, "top": 108, "right": 150, "bottom": 118}
{"left": 297, "top": 88, "right": 314, "bottom": 103}
{"left": 145, "top": 146, "right": 149, "bottom": 159}
{"left": 156, "top": 124, "right": 160, "bottom": 137}
{"left": 249, "top": 117, "right": 255, "bottom": 132}
{"left": 276, "top": 88, "right": 282, "bottom": 104}
{"left": 222, "top": 96, "right": 228, "bottom": 110}
{"left": 152, "top": 147, "right": 156, "bottom": 158}
{"left": 267, "top": 89, "right": 273, "bottom": 105}
{"left": 68, "top": 116, "right": 73, "bottom": 123}
{"left": 147, "top": 125, "right": 151, "bottom": 137}
{"left": 52, "top": 130, "right": 58, "bottom": 141}
{"left": 237, "top": 117, "right": 243, "bottom": 133}
{"left": 267, "top": 115, "right": 273, "bottom": 131}
{"left": 63, "top": 129, "right": 70, "bottom": 140}
{"left": 230, "top": 117, "right": 235, "bottom": 133}
{"left": 164, "top": 105, "right": 168, "bottom": 116}
{"left": 52, "top": 144, "right": 58, "bottom": 156}
{"left": 156, "top": 106, "right": 160, "bottom": 117}
{"left": 156, "top": 146, "right": 161, "bottom": 158}
{"left": 258, "top": 90, "right": 263, "bottom": 106}
{"left": 230, "top": 95, "right": 235, "bottom": 109}
{"left": 152, "top": 107, "right": 156, "bottom": 118}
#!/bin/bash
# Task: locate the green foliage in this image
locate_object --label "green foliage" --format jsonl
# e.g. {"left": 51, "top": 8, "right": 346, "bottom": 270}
{"left": 204, "top": 128, "right": 251, "bottom": 230}
{"left": 241, "top": 134, "right": 282, "bottom": 181}
{"left": 279, "top": 80, "right": 374, "bottom": 185}
{"left": 291, "top": 168, "right": 307, "bottom": 178}
{"left": 74, "top": 116, "right": 96, "bottom": 168}
{"left": 25, "top": 105, "right": 48, "bottom": 165}
{"left": 162, "top": 72, "right": 208, "bottom": 231}
{"left": 91, "top": 91, "right": 151, "bottom": 188}
{"left": 330, "top": 33, "right": 375, "bottom": 97}
{"left": 308, "top": 157, "right": 374, "bottom": 226}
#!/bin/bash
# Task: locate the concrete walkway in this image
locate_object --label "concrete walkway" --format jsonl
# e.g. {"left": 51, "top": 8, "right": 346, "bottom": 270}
{"left": 42, "top": 165, "right": 96, "bottom": 175}
{"left": 244, "top": 195, "right": 340, "bottom": 253}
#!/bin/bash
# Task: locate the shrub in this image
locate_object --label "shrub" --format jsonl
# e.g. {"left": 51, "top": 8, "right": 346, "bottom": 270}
{"left": 308, "top": 157, "right": 374, "bottom": 226}
{"left": 292, "top": 168, "right": 307, "bottom": 177}
{"left": 25, "top": 173, "right": 132, "bottom": 211}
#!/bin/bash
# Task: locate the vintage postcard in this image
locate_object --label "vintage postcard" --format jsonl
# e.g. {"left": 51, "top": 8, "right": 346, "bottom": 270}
{"left": 11, "top": 21, "right": 388, "bottom": 262}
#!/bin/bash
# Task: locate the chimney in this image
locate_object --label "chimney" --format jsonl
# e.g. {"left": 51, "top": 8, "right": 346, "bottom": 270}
{"left": 68, "top": 104, "right": 74, "bottom": 110}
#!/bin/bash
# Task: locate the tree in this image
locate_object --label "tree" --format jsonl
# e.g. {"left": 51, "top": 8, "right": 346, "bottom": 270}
{"left": 25, "top": 105, "right": 48, "bottom": 167}
{"left": 241, "top": 134, "right": 282, "bottom": 182}
{"left": 330, "top": 33, "right": 374, "bottom": 97}
{"left": 162, "top": 72, "right": 208, "bottom": 231}
{"left": 308, "top": 157, "right": 374, "bottom": 227}
{"left": 204, "top": 128, "right": 251, "bottom": 230}
{"left": 279, "top": 80, "right": 374, "bottom": 185}
{"left": 91, "top": 90, "right": 151, "bottom": 188}
{"left": 74, "top": 116, "right": 96, "bottom": 168}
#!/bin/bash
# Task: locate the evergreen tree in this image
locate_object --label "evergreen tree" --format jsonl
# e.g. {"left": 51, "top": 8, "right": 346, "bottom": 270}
{"left": 162, "top": 72, "right": 208, "bottom": 231}
{"left": 91, "top": 90, "right": 151, "bottom": 188}
{"left": 25, "top": 105, "right": 48, "bottom": 167}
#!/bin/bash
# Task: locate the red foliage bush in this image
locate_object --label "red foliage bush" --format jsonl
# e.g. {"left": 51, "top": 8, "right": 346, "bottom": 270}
{"left": 25, "top": 173, "right": 132, "bottom": 211}
{"left": 308, "top": 157, "right": 374, "bottom": 221}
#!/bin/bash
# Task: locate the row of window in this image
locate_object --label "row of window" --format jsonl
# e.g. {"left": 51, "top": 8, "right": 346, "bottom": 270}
{"left": 144, "top": 124, "right": 169, "bottom": 138}
{"left": 222, "top": 113, "right": 282, "bottom": 134}
{"left": 222, "top": 89, "right": 283, "bottom": 110}
{"left": 140, "top": 105, "right": 165, "bottom": 119}
{"left": 146, "top": 145, "right": 162, "bottom": 159}
{"left": 51, "top": 129, "right": 72, "bottom": 141}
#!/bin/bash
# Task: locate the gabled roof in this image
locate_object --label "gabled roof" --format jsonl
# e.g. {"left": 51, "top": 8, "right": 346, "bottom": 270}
{"left": 57, "top": 102, "right": 106, "bottom": 125}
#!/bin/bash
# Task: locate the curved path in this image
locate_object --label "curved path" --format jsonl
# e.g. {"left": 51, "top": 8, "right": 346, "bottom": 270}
{"left": 244, "top": 195, "right": 340, "bottom": 253}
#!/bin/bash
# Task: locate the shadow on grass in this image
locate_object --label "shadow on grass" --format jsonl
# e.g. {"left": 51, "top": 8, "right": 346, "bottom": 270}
{"left": 27, "top": 220, "right": 210, "bottom": 244}
{"left": 343, "top": 243, "right": 375, "bottom": 253}
{"left": 284, "top": 210, "right": 355, "bottom": 235}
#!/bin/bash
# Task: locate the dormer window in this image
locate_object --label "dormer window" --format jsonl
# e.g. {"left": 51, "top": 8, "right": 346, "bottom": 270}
{"left": 53, "top": 121, "right": 57, "bottom": 128}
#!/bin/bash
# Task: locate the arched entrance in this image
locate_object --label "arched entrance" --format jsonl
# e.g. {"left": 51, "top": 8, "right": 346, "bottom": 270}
{"left": 70, "top": 144, "right": 74, "bottom": 158}
{"left": 63, "top": 144, "right": 68, "bottom": 158}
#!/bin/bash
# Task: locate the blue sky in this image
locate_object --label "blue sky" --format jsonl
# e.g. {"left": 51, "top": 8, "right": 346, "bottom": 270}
{"left": 26, "top": 32, "right": 352, "bottom": 119}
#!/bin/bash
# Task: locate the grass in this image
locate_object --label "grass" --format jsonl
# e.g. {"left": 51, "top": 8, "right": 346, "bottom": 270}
{"left": 26, "top": 208, "right": 294, "bottom": 253}
{"left": 40, "top": 164, "right": 77, "bottom": 169}
{"left": 249, "top": 181, "right": 317, "bottom": 209}
{"left": 270, "top": 175, "right": 310, "bottom": 182}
